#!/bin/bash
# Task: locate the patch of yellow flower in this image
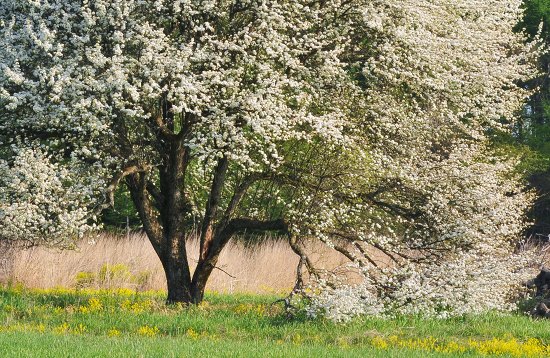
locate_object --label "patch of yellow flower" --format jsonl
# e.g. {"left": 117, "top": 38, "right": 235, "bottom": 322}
{"left": 185, "top": 328, "right": 214, "bottom": 340}
{"left": 137, "top": 325, "right": 159, "bottom": 337}
{"left": 53, "top": 323, "right": 70, "bottom": 334}
{"left": 25, "top": 286, "right": 164, "bottom": 297}
{"left": 258, "top": 285, "right": 291, "bottom": 295}
{"left": 469, "top": 338, "right": 548, "bottom": 357}
{"left": 107, "top": 328, "right": 121, "bottom": 337}
{"left": 370, "top": 335, "right": 550, "bottom": 356}
{"left": 0, "top": 323, "right": 45, "bottom": 333}
{"left": 73, "top": 323, "right": 87, "bottom": 335}
{"left": 78, "top": 298, "right": 103, "bottom": 314}
{"left": 371, "top": 336, "right": 389, "bottom": 349}
{"left": 120, "top": 299, "right": 154, "bottom": 313}
{"left": 87, "top": 298, "right": 103, "bottom": 312}
{"left": 186, "top": 328, "right": 200, "bottom": 340}
{"left": 52, "top": 322, "right": 88, "bottom": 335}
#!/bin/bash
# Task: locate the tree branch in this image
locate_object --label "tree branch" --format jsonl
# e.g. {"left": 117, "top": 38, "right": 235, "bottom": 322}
{"left": 94, "top": 163, "right": 150, "bottom": 214}
{"left": 127, "top": 173, "right": 164, "bottom": 254}
{"left": 324, "top": 229, "right": 379, "bottom": 268}
{"left": 220, "top": 174, "right": 266, "bottom": 224}
{"left": 226, "top": 218, "right": 288, "bottom": 234}
{"left": 199, "top": 156, "right": 229, "bottom": 259}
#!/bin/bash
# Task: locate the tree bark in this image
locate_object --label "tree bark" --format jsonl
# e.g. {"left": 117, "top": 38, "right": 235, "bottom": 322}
{"left": 163, "top": 251, "right": 193, "bottom": 303}
{"left": 157, "top": 140, "right": 194, "bottom": 303}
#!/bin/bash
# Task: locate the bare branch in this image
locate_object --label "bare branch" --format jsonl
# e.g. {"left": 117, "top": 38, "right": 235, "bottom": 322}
{"left": 189, "top": 257, "right": 236, "bottom": 279}
{"left": 353, "top": 241, "right": 379, "bottom": 268}
{"left": 221, "top": 174, "right": 263, "bottom": 222}
{"left": 333, "top": 244, "right": 363, "bottom": 266}
{"left": 322, "top": 229, "right": 379, "bottom": 268}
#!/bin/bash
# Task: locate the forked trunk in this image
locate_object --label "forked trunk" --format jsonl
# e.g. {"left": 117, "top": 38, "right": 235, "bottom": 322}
{"left": 160, "top": 246, "right": 217, "bottom": 304}
{"left": 159, "top": 250, "right": 216, "bottom": 304}
{"left": 157, "top": 224, "right": 214, "bottom": 305}
{"left": 127, "top": 144, "right": 284, "bottom": 305}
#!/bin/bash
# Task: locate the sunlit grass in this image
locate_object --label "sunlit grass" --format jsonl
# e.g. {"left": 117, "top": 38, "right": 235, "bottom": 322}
{"left": 0, "top": 286, "right": 549, "bottom": 357}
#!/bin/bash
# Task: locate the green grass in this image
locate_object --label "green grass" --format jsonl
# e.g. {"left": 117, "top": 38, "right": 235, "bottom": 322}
{"left": 0, "top": 286, "right": 548, "bottom": 357}
{"left": 0, "top": 331, "right": 456, "bottom": 358}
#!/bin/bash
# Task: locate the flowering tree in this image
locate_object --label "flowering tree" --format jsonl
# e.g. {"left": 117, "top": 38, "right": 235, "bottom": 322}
{"left": 0, "top": 0, "right": 364, "bottom": 303}
{"left": 0, "top": 0, "right": 540, "bottom": 307}
{"left": 292, "top": 0, "right": 542, "bottom": 319}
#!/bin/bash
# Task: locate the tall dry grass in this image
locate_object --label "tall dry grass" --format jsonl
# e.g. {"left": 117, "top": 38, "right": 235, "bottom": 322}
{"left": 2, "top": 233, "right": 350, "bottom": 294}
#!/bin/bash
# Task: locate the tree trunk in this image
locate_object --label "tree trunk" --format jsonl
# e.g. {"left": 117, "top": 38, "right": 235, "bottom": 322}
{"left": 126, "top": 135, "right": 287, "bottom": 304}
{"left": 190, "top": 259, "right": 217, "bottom": 303}
{"left": 158, "top": 140, "right": 193, "bottom": 303}
{"left": 163, "top": 254, "right": 193, "bottom": 303}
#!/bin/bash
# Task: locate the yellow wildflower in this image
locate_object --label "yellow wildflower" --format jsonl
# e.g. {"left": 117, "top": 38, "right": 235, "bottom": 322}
{"left": 371, "top": 336, "right": 388, "bottom": 349}
{"left": 53, "top": 323, "right": 70, "bottom": 334}
{"left": 186, "top": 328, "right": 200, "bottom": 340}
{"left": 107, "top": 328, "right": 121, "bottom": 337}
{"left": 87, "top": 298, "right": 103, "bottom": 312}
{"left": 137, "top": 325, "right": 159, "bottom": 337}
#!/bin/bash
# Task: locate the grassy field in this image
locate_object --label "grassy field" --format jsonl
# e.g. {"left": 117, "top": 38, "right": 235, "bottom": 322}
{"left": 0, "top": 287, "right": 548, "bottom": 357}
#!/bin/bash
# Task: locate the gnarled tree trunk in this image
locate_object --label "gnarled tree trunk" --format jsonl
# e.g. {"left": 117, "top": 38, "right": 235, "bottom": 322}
{"left": 126, "top": 137, "right": 288, "bottom": 304}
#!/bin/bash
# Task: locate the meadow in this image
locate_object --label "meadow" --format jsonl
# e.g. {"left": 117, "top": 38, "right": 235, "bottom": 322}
{"left": 2, "top": 233, "right": 352, "bottom": 293}
{"left": 0, "top": 286, "right": 549, "bottom": 357}
{"left": 0, "top": 235, "right": 548, "bottom": 357}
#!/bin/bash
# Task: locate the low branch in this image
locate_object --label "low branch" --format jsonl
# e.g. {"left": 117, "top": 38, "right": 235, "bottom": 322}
{"left": 189, "top": 258, "right": 236, "bottom": 279}
{"left": 333, "top": 245, "right": 364, "bottom": 267}
{"left": 221, "top": 174, "right": 265, "bottom": 222}
{"left": 199, "top": 156, "right": 229, "bottom": 259}
{"left": 322, "top": 229, "right": 379, "bottom": 268}
{"left": 372, "top": 243, "right": 401, "bottom": 264}
{"left": 146, "top": 180, "right": 164, "bottom": 210}
{"left": 353, "top": 242, "right": 379, "bottom": 268}
{"left": 227, "top": 218, "right": 288, "bottom": 234}
{"left": 94, "top": 163, "right": 150, "bottom": 215}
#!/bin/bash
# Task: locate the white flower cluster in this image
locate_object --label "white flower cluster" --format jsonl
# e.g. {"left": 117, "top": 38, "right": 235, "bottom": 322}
{"left": 290, "top": 0, "right": 542, "bottom": 320}
{"left": 0, "top": 147, "right": 101, "bottom": 247}
{"left": 298, "top": 141, "right": 538, "bottom": 320}
{"left": 310, "top": 250, "right": 534, "bottom": 322}
{"left": 0, "top": 0, "right": 361, "bottom": 242}
{"left": 307, "top": 276, "right": 385, "bottom": 322}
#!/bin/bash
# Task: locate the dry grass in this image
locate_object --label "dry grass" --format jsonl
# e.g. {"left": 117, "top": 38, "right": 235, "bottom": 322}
{"left": 2, "top": 232, "right": 350, "bottom": 294}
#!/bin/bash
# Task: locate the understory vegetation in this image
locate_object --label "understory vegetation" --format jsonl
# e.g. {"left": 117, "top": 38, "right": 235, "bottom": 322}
{"left": 0, "top": 287, "right": 550, "bottom": 357}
